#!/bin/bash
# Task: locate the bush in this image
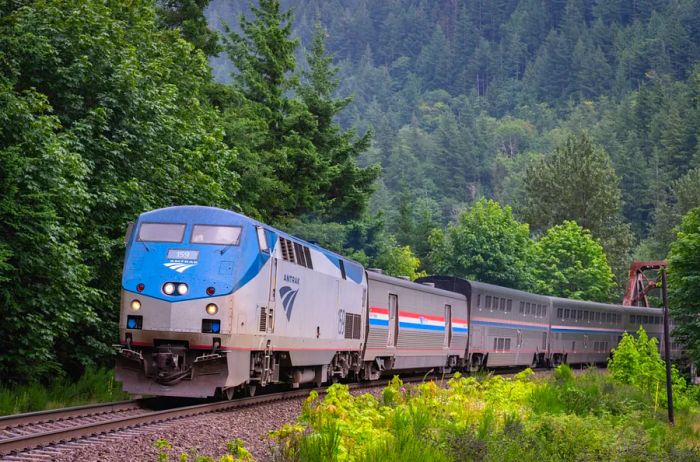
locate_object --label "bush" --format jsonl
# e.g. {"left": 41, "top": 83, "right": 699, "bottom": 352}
{"left": 268, "top": 370, "right": 700, "bottom": 461}
{"left": 609, "top": 327, "right": 693, "bottom": 410}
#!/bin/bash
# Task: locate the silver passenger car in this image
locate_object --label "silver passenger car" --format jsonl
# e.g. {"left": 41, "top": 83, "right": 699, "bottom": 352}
{"left": 549, "top": 298, "right": 625, "bottom": 365}
{"left": 468, "top": 281, "right": 551, "bottom": 368}
{"left": 363, "top": 271, "right": 469, "bottom": 379}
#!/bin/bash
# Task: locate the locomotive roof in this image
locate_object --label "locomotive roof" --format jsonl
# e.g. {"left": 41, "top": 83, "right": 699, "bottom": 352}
{"left": 138, "top": 205, "right": 364, "bottom": 267}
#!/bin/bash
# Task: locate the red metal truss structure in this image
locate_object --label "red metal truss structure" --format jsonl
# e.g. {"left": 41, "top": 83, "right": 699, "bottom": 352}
{"left": 622, "top": 260, "right": 667, "bottom": 307}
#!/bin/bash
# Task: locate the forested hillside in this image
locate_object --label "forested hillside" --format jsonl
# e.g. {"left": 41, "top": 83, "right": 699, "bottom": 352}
{"left": 208, "top": 0, "right": 700, "bottom": 263}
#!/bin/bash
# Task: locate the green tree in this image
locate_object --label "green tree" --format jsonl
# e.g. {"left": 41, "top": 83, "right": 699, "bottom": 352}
{"left": 156, "top": 0, "right": 221, "bottom": 56}
{"left": 224, "top": 2, "right": 376, "bottom": 221}
{"left": 608, "top": 327, "right": 688, "bottom": 408}
{"left": 668, "top": 207, "right": 700, "bottom": 365}
{"left": 524, "top": 134, "right": 634, "bottom": 286}
{"left": 0, "top": 0, "right": 237, "bottom": 381}
{"left": 428, "top": 199, "right": 534, "bottom": 290}
{"left": 532, "top": 221, "right": 615, "bottom": 301}
{"left": 223, "top": 0, "right": 310, "bottom": 219}
{"left": 0, "top": 84, "right": 94, "bottom": 383}
{"left": 642, "top": 167, "right": 700, "bottom": 259}
{"left": 300, "top": 24, "right": 379, "bottom": 222}
{"left": 374, "top": 237, "right": 426, "bottom": 281}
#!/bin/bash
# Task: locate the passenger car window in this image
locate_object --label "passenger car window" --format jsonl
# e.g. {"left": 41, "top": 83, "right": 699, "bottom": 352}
{"left": 191, "top": 225, "right": 242, "bottom": 245}
{"left": 137, "top": 223, "right": 186, "bottom": 243}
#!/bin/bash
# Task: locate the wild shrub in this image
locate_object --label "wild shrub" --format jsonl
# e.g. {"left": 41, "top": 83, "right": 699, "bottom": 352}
{"left": 608, "top": 327, "right": 693, "bottom": 409}
{"left": 268, "top": 370, "right": 699, "bottom": 461}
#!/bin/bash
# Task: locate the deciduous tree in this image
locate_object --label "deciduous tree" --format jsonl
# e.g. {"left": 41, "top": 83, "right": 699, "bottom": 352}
{"left": 531, "top": 221, "right": 615, "bottom": 301}
{"left": 668, "top": 207, "right": 700, "bottom": 365}
{"left": 428, "top": 199, "right": 534, "bottom": 290}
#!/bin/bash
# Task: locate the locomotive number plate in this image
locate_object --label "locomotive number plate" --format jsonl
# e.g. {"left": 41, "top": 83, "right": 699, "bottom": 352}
{"left": 167, "top": 249, "right": 200, "bottom": 260}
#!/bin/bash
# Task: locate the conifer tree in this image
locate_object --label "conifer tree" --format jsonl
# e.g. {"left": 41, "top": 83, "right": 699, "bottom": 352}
{"left": 300, "top": 24, "right": 378, "bottom": 221}
{"left": 157, "top": 0, "right": 221, "bottom": 56}
{"left": 524, "top": 134, "right": 634, "bottom": 283}
{"left": 224, "top": 0, "right": 318, "bottom": 218}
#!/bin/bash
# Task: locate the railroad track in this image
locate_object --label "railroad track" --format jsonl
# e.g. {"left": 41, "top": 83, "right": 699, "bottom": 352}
{"left": 0, "top": 367, "right": 549, "bottom": 459}
{"left": 0, "top": 399, "right": 160, "bottom": 457}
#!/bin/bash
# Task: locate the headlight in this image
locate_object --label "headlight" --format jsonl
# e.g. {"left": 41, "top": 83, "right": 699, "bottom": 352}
{"left": 206, "top": 303, "right": 218, "bottom": 315}
{"left": 163, "top": 283, "right": 175, "bottom": 295}
{"left": 177, "top": 283, "right": 188, "bottom": 295}
{"left": 131, "top": 299, "right": 141, "bottom": 311}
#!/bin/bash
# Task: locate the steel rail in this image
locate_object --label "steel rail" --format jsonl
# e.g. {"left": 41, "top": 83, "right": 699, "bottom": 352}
{"left": 0, "top": 399, "right": 144, "bottom": 429}
{"left": 0, "top": 386, "right": 331, "bottom": 455}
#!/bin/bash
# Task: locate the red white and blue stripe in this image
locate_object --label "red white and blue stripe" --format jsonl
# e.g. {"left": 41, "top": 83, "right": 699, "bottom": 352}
{"left": 470, "top": 316, "right": 548, "bottom": 331}
{"left": 550, "top": 324, "right": 625, "bottom": 334}
{"left": 368, "top": 307, "right": 468, "bottom": 333}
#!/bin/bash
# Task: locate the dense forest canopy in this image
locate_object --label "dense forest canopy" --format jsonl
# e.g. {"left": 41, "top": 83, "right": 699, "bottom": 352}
{"left": 208, "top": 0, "right": 700, "bottom": 257}
{"left": 1, "top": 0, "right": 699, "bottom": 382}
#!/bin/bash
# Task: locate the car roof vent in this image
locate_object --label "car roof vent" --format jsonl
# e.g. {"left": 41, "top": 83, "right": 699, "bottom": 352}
{"left": 367, "top": 268, "right": 384, "bottom": 274}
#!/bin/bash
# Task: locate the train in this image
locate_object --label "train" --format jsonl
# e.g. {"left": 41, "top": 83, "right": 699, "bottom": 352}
{"left": 115, "top": 206, "right": 678, "bottom": 398}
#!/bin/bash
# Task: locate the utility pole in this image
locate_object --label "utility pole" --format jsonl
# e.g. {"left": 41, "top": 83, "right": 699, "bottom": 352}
{"left": 661, "top": 269, "right": 674, "bottom": 424}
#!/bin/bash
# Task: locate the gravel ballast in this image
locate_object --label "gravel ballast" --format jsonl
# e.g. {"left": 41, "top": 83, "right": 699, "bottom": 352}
{"left": 49, "top": 387, "right": 385, "bottom": 462}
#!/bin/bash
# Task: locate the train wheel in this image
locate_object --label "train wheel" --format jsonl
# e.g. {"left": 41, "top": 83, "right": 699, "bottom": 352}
{"left": 246, "top": 384, "right": 257, "bottom": 397}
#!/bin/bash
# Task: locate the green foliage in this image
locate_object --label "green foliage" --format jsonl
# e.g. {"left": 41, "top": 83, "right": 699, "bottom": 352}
{"left": 154, "top": 437, "right": 255, "bottom": 462}
{"left": 428, "top": 198, "right": 534, "bottom": 290}
{"left": 209, "top": 0, "right": 700, "bottom": 272}
{"left": 0, "top": 367, "right": 128, "bottom": 416}
{"left": 373, "top": 237, "right": 426, "bottom": 281}
{"left": 269, "top": 371, "right": 700, "bottom": 462}
{"left": 668, "top": 207, "right": 700, "bottom": 366}
{"left": 524, "top": 133, "right": 634, "bottom": 284}
{"left": 0, "top": 0, "right": 238, "bottom": 383}
{"left": 608, "top": 327, "right": 691, "bottom": 410}
{"left": 0, "top": 81, "right": 95, "bottom": 381}
{"left": 0, "top": 0, "right": 375, "bottom": 385}
{"left": 643, "top": 168, "right": 700, "bottom": 259}
{"left": 532, "top": 220, "right": 615, "bottom": 301}
{"left": 299, "top": 24, "right": 379, "bottom": 222}
{"left": 221, "top": 1, "right": 376, "bottom": 221}
{"left": 156, "top": 0, "right": 222, "bottom": 56}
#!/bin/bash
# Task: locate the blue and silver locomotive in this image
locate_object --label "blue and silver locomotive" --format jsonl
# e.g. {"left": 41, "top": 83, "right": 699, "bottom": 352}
{"left": 116, "top": 206, "right": 373, "bottom": 398}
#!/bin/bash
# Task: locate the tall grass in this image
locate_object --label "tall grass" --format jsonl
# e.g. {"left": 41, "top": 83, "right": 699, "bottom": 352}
{"left": 269, "top": 368, "right": 700, "bottom": 462}
{"left": 0, "top": 367, "right": 128, "bottom": 416}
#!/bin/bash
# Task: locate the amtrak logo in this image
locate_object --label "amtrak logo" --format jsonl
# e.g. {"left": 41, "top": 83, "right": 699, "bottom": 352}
{"left": 164, "top": 261, "right": 197, "bottom": 273}
{"left": 279, "top": 286, "right": 299, "bottom": 320}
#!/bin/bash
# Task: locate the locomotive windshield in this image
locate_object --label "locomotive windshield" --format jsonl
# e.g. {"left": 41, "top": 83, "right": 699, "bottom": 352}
{"left": 137, "top": 223, "right": 186, "bottom": 242}
{"left": 190, "top": 225, "right": 242, "bottom": 245}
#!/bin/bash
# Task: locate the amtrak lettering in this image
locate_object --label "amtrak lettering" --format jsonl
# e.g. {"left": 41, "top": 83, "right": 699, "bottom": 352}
{"left": 283, "top": 274, "right": 300, "bottom": 284}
